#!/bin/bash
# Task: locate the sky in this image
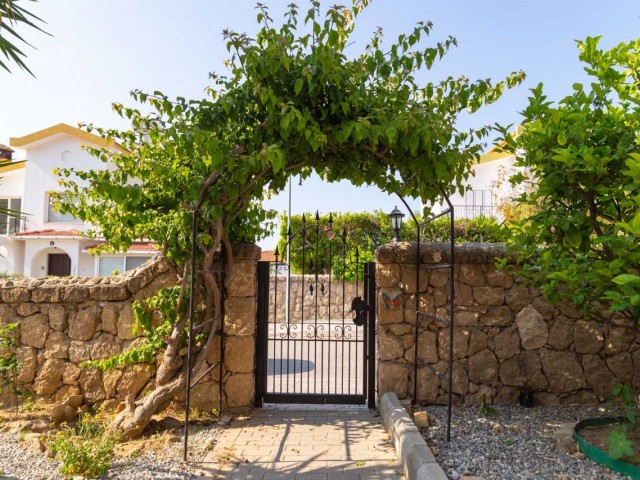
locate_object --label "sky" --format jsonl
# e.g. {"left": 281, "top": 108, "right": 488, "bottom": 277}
{"left": 1, "top": 0, "right": 639, "bottom": 250}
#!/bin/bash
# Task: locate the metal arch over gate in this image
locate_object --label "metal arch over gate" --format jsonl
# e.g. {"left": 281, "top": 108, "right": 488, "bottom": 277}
{"left": 255, "top": 213, "right": 376, "bottom": 407}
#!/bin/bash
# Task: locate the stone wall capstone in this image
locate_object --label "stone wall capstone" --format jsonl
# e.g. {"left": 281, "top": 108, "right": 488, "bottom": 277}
{"left": 376, "top": 242, "right": 640, "bottom": 406}
{"left": 0, "top": 243, "right": 260, "bottom": 414}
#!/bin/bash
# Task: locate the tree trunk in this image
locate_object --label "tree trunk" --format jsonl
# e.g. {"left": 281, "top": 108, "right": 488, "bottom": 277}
{"left": 109, "top": 228, "right": 228, "bottom": 440}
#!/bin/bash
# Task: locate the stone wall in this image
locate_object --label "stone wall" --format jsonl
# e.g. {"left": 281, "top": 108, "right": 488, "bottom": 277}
{"left": 0, "top": 243, "right": 259, "bottom": 413}
{"left": 268, "top": 274, "right": 359, "bottom": 322}
{"left": 376, "top": 242, "right": 640, "bottom": 406}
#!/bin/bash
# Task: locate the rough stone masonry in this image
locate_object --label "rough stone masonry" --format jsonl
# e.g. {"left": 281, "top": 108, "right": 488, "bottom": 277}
{"left": 0, "top": 243, "right": 259, "bottom": 413}
{"left": 376, "top": 242, "right": 640, "bottom": 406}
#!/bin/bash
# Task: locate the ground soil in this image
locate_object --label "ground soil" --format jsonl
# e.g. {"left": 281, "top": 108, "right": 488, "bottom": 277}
{"left": 0, "top": 401, "right": 221, "bottom": 461}
{"left": 578, "top": 419, "right": 640, "bottom": 467}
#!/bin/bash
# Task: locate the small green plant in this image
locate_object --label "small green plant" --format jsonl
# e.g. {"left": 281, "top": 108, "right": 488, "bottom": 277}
{"left": 607, "top": 383, "right": 639, "bottom": 462}
{"left": 478, "top": 393, "right": 498, "bottom": 418}
{"left": 0, "top": 322, "right": 22, "bottom": 399}
{"left": 48, "top": 413, "right": 118, "bottom": 479}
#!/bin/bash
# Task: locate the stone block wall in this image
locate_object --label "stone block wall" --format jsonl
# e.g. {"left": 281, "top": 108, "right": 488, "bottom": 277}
{"left": 268, "top": 274, "right": 359, "bottom": 322}
{"left": 376, "top": 242, "right": 640, "bottom": 406}
{"left": 0, "top": 243, "right": 259, "bottom": 413}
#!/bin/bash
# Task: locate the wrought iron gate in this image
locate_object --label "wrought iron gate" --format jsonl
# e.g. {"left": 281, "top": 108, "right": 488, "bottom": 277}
{"left": 255, "top": 214, "right": 376, "bottom": 407}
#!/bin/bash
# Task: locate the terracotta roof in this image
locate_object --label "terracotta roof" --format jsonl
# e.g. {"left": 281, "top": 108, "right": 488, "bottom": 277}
{"left": 260, "top": 250, "right": 276, "bottom": 262}
{"left": 85, "top": 241, "right": 159, "bottom": 253}
{"left": 0, "top": 144, "right": 14, "bottom": 152}
{"left": 15, "top": 229, "right": 85, "bottom": 238}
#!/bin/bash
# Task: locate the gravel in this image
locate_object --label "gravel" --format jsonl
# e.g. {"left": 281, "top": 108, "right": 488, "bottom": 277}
{"left": 0, "top": 421, "right": 225, "bottom": 480}
{"left": 423, "top": 405, "right": 627, "bottom": 480}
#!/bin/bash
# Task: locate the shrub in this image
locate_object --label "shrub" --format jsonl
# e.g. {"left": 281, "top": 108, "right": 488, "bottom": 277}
{"left": 48, "top": 413, "right": 118, "bottom": 479}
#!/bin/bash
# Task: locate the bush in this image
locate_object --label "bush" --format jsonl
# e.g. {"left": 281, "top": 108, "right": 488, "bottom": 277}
{"left": 422, "top": 215, "right": 507, "bottom": 243}
{"left": 48, "top": 413, "right": 118, "bottom": 479}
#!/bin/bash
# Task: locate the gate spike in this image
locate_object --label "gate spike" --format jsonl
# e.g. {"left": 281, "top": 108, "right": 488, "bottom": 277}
{"left": 287, "top": 225, "right": 292, "bottom": 237}
{"left": 274, "top": 246, "right": 279, "bottom": 260}
{"left": 315, "top": 210, "right": 320, "bottom": 222}
{"left": 302, "top": 213, "right": 306, "bottom": 224}
{"left": 355, "top": 246, "right": 360, "bottom": 258}
{"left": 342, "top": 226, "right": 347, "bottom": 240}
{"left": 329, "top": 212, "right": 333, "bottom": 226}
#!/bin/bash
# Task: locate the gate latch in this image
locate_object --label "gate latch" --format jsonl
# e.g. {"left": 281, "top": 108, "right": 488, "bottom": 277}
{"left": 350, "top": 296, "right": 368, "bottom": 326}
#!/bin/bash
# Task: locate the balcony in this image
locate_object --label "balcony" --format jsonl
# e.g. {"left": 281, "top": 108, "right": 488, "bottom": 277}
{"left": 0, "top": 217, "right": 26, "bottom": 236}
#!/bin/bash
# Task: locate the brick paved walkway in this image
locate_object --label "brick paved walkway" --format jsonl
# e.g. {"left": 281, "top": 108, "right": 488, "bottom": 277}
{"left": 200, "top": 405, "right": 404, "bottom": 479}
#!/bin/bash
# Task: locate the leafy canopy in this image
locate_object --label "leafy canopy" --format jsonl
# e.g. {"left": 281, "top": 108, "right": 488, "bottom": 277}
{"left": 58, "top": 1, "right": 524, "bottom": 268}
{"left": 500, "top": 36, "right": 640, "bottom": 325}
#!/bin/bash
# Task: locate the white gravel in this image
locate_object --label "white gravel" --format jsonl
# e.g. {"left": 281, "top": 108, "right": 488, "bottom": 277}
{"left": 423, "top": 405, "right": 628, "bottom": 480}
{"left": 0, "top": 423, "right": 223, "bottom": 480}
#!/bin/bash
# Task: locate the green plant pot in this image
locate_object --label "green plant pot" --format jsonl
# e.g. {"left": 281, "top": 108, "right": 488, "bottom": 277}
{"left": 573, "top": 417, "right": 640, "bottom": 479}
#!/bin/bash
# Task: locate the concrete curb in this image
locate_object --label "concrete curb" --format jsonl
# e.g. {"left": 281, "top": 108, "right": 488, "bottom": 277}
{"left": 379, "top": 392, "right": 448, "bottom": 480}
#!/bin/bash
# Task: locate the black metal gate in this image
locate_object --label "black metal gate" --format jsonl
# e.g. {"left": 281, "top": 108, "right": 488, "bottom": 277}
{"left": 255, "top": 214, "right": 376, "bottom": 407}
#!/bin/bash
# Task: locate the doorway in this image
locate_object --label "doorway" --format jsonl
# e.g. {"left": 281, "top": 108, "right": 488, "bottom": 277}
{"left": 47, "top": 253, "right": 71, "bottom": 276}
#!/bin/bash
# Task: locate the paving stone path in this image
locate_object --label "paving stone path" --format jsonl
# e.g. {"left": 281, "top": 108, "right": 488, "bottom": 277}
{"left": 200, "top": 405, "right": 405, "bottom": 479}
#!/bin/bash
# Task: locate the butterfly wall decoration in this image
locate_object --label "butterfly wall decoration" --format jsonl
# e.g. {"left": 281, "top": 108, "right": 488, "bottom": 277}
{"left": 382, "top": 292, "right": 402, "bottom": 310}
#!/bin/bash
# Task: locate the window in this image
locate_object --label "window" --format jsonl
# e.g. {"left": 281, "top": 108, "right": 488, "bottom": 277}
{"left": 98, "top": 256, "right": 124, "bottom": 276}
{"left": 47, "top": 193, "right": 81, "bottom": 223}
{"left": 98, "top": 256, "right": 149, "bottom": 276}
{"left": 0, "top": 197, "right": 23, "bottom": 235}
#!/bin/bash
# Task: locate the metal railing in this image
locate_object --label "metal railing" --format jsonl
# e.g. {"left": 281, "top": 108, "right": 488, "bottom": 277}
{"left": 0, "top": 218, "right": 25, "bottom": 235}
{"left": 452, "top": 204, "right": 497, "bottom": 219}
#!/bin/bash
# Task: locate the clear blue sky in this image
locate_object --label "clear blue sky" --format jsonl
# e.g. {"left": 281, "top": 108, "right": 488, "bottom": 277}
{"left": 1, "top": 1, "right": 638, "bottom": 249}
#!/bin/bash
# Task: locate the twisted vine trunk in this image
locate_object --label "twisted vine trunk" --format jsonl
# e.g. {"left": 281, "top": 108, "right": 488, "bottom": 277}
{"left": 111, "top": 222, "right": 231, "bottom": 440}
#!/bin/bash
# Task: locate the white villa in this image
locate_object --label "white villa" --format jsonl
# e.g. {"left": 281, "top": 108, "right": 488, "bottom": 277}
{"left": 433, "top": 128, "right": 521, "bottom": 219}
{"left": 0, "top": 124, "right": 157, "bottom": 278}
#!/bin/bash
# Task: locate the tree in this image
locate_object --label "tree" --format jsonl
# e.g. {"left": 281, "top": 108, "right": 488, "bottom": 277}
{"left": 58, "top": 1, "right": 524, "bottom": 438}
{"left": 499, "top": 36, "right": 640, "bottom": 326}
{"left": 0, "top": 0, "right": 48, "bottom": 74}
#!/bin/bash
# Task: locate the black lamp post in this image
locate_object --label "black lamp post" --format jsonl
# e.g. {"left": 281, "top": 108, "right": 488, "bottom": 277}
{"left": 388, "top": 206, "right": 405, "bottom": 242}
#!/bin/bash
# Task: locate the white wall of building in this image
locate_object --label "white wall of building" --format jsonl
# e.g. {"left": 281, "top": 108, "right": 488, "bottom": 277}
{"left": 0, "top": 168, "right": 25, "bottom": 198}
{"left": 21, "top": 134, "right": 107, "bottom": 233}
{"left": 0, "top": 237, "right": 24, "bottom": 275}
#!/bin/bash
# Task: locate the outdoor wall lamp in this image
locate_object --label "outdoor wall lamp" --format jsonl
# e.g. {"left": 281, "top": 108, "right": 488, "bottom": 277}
{"left": 388, "top": 206, "right": 405, "bottom": 242}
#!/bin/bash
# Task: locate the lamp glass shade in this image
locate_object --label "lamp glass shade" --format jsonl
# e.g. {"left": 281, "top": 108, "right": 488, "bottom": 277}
{"left": 388, "top": 206, "right": 405, "bottom": 231}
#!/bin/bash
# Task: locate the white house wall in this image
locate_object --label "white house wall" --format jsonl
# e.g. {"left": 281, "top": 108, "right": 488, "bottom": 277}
{"left": 446, "top": 155, "right": 516, "bottom": 207}
{"left": 21, "top": 134, "right": 107, "bottom": 233}
{"left": 0, "top": 168, "right": 25, "bottom": 198}
{"left": 0, "top": 237, "right": 24, "bottom": 275}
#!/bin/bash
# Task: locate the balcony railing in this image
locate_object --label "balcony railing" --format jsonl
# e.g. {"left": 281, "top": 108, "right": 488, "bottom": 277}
{"left": 0, "top": 217, "right": 26, "bottom": 235}
{"left": 452, "top": 204, "right": 498, "bottom": 219}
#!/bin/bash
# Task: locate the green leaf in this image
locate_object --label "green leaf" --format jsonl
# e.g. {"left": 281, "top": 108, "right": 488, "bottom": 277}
{"left": 612, "top": 274, "right": 640, "bottom": 285}
{"left": 608, "top": 426, "right": 634, "bottom": 461}
{"left": 557, "top": 132, "right": 567, "bottom": 146}
{"left": 565, "top": 225, "right": 582, "bottom": 248}
{"left": 294, "top": 78, "right": 304, "bottom": 95}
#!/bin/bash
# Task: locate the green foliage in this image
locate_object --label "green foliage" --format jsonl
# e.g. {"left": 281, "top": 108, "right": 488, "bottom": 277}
{"left": 500, "top": 36, "right": 640, "bottom": 325}
{"left": 478, "top": 393, "right": 498, "bottom": 418}
{"left": 0, "top": 322, "right": 21, "bottom": 396}
{"left": 278, "top": 211, "right": 505, "bottom": 279}
{"left": 83, "top": 287, "right": 183, "bottom": 370}
{"left": 277, "top": 210, "right": 413, "bottom": 280}
{"left": 48, "top": 413, "right": 118, "bottom": 478}
{"left": 0, "top": 0, "right": 49, "bottom": 75}
{"left": 422, "top": 215, "right": 507, "bottom": 243}
{"left": 607, "top": 384, "right": 639, "bottom": 461}
{"left": 608, "top": 425, "right": 635, "bottom": 461}
{"left": 56, "top": 1, "right": 524, "bottom": 270}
